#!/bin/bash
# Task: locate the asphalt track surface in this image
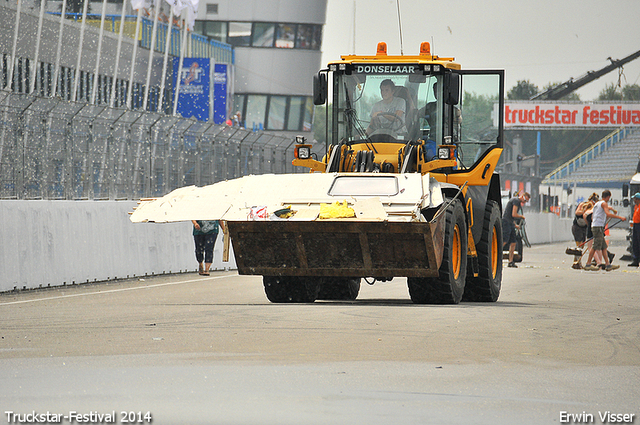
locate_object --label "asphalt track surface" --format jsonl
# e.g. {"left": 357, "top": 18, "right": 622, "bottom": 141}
{"left": 1, "top": 229, "right": 639, "bottom": 425}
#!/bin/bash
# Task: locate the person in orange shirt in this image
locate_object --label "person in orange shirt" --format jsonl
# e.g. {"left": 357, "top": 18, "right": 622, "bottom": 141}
{"left": 629, "top": 192, "right": 640, "bottom": 267}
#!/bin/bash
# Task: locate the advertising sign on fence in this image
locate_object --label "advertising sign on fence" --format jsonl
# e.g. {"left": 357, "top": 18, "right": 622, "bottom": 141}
{"left": 504, "top": 102, "right": 640, "bottom": 129}
{"left": 173, "top": 58, "right": 228, "bottom": 123}
{"left": 213, "top": 64, "right": 228, "bottom": 125}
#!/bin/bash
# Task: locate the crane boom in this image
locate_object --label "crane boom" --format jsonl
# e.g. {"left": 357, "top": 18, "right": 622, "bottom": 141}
{"left": 531, "top": 49, "right": 640, "bottom": 100}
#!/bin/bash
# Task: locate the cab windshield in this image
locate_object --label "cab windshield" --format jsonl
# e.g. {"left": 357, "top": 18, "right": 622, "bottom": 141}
{"left": 332, "top": 68, "right": 502, "bottom": 169}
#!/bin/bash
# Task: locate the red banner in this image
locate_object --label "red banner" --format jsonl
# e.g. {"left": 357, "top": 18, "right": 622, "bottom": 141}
{"left": 504, "top": 102, "right": 640, "bottom": 128}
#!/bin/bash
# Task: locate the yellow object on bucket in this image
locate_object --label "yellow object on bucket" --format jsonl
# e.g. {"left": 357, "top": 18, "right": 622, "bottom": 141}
{"left": 319, "top": 201, "right": 355, "bottom": 219}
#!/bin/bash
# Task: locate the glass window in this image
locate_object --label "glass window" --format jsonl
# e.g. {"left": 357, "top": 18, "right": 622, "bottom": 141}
{"left": 228, "top": 22, "right": 251, "bottom": 46}
{"left": 233, "top": 94, "right": 246, "bottom": 125}
{"left": 203, "top": 21, "right": 227, "bottom": 43}
{"left": 193, "top": 21, "right": 204, "bottom": 35}
{"left": 206, "top": 3, "right": 218, "bottom": 14}
{"left": 458, "top": 73, "right": 502, "bottom": 168}
{"left": 267, "top": 96, "right": 287, "bottom": 130}
{"left": 287, "top": 96, "right": 305, "bottom": 130}
{"left": 303, "top": 97, "right": 313, "bottom": 131}
{"left": 252, "top": 23, "right": 275, "bottom": 47}
{"left": 296, "top": 25, "right": 314, "bottom": 49}
{"left": 245, "top": 95, "right": 268, "bottom": 130}
{"left": 296, "top": 25, "right": 321, "bottom": 50}
{"left": 275, "top": 23, "right": 296, "bottom": 48}
{"left": 311, "top": 25, "right": 322, "bottom": 50}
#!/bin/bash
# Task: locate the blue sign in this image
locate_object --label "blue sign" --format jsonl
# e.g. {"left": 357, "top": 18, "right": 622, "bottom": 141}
{"left": 173, "top": 58, "right": 212, "bottom": 121}
{"left": 213, "top": 64, "right": 228, "bottom": 125}
{"left": 173, "top": 58, "right": 229, "bottom": 123}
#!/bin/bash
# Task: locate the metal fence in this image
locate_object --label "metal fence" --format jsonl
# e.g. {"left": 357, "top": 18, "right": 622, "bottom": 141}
{"left": 0, "top": 91, "right": 309, "bottom": 200}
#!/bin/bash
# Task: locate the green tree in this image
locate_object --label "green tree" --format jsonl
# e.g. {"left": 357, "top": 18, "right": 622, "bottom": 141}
{"left": 507, "top": 80, "right": 539, "bottom": 100}
{"left": 622, "top": 84, "right": 640, "bottom": 100}
{"left": 598, "top": 83, "right": 623, "bottom": 100}
{"left": 598, "top": 83, "right": 640, "bottom": 101}
{"left": 461, "top": 91, "right": 496, "bottom": 140}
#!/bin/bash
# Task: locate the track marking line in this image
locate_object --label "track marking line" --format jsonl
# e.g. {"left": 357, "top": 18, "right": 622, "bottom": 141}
{"left": 0, "top": 273, "right": 239, "bottom": 306}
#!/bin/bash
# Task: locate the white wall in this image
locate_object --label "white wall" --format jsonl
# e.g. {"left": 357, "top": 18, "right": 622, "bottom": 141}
{"left": 0, "top": 202, "right": 573, "bottom": 293}
{"left": 524, "top": 212, "right": 573, "bottom": 245}
{"left": 0, "top": 201, "right": 234, "bottom": 292}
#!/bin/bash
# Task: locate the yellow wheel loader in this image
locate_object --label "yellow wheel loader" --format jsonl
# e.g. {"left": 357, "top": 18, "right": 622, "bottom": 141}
{"left": 131, "top": 42, "right": 505, "bottom": 304}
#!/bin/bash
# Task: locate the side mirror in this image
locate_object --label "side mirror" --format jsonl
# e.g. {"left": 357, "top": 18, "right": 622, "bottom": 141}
{"left": 444, "top": 72, "right": 460, "bottom": 105}
{"left": 313, "top": 72, "right": 327, "bottom": 105}
{"left": 622, "top": 183, "right": 629, "bottom": 198}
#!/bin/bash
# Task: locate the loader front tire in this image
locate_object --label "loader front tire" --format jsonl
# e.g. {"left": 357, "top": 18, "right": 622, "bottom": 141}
{"left": 463, "top": 200, "right": 502, "bottom": 302}
{"left": 408, "top": 198, "right": 467, "bottom": 304}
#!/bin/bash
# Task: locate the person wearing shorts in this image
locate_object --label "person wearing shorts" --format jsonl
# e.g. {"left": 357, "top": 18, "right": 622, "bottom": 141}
{"left": 586, "top": 190, "right": 626, "bottom": 271}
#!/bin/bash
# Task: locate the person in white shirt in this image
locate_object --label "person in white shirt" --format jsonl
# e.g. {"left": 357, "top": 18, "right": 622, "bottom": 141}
{"left": 585, "top": 190, "right": 626, "bottom": 271}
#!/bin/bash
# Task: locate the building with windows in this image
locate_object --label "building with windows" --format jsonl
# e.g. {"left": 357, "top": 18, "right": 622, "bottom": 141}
{"left": 194, "top": 0, "right": 327, "bottom": 135}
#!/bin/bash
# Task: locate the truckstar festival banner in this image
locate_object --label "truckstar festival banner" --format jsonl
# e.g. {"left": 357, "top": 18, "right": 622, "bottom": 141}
{"left": 503, "top": 102, "right": 640, "bottom": 129}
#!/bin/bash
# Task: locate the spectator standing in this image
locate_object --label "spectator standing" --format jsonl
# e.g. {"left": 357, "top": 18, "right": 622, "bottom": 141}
{"left": 233, "top": 112, "right": 244, "bottom": 128}
{"left": 502, "top": 191, "right": 530, "bottom": 268}
{"left": 570, "top": 200, "right": 593, "bottom": 269}
{"left": 191, "top": 220, "right": 225, "bottom": 276}
{"left": 629, "top": 192, "right": 640, "bottom": 267}
{"left": 585, "top": 190, "right": 626, "bottom": 271}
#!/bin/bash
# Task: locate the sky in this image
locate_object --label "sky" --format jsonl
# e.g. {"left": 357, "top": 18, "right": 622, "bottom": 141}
{"left": 321, "top": 0, "right": 640, "bottom": 101}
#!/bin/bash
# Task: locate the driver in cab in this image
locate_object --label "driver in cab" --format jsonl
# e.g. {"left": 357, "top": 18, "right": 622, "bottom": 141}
{"left": 366, "top": 79, "right": 406, "bottom": 135}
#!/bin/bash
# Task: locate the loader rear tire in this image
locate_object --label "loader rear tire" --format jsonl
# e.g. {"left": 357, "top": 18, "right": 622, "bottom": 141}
{"left": 318, "top": 278, "right": 361, "bottom": 301}
{"left": 408, "top": 198, "right": 467, "bottom": 304}
{"left": 263, "top": 276, "right": 319, "bottom": 303}
{"left": 463, "top": 200, "right": 502, "bottom": 302}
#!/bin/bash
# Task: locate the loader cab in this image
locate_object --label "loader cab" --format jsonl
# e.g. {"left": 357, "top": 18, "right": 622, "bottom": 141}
{"left": 312, "top": 42, "right": 504, "bottom": 173}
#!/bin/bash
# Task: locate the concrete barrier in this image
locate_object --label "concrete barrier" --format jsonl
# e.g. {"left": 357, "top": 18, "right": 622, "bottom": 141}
{"left": 0, "top": 200, "right": 234, "bottom": 292}
{"left": 523, "top": 211, "right": 573, "bottom": 245}
{"left": 0, "top": 201, "right": 573, "bottom": 292}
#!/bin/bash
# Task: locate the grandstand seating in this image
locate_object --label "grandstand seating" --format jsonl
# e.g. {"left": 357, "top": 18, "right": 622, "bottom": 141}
{"left": 543, "top": 128, "right": 640, "bottom": 184}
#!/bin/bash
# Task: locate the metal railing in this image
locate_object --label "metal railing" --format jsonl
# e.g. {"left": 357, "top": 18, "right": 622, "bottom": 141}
{"left": 0, "top": 91, "right": 302, "bottom": 200}
{"left": 48, "top": 13, "right": 234, "bottom": 63}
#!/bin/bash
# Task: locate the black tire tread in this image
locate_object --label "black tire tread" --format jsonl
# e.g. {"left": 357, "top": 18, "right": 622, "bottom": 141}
{"left": 408, "top": 198, "right": 467, "bottom": 304}
{"left": 463, "top": 200, "right": 502, "bottom": 302}
{"left": 263, "top": 276, "right": 319, "bottom": 303}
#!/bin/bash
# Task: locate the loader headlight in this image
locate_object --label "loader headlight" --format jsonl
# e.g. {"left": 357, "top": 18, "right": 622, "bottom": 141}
{"left": 438, "top": 145, "right": 457, "bottom": 160}
{"left": 296, "top": 145, "right": 311, "bottom": 159}
{"left": 438, "top": 147, "right": 450, "bottom": 160}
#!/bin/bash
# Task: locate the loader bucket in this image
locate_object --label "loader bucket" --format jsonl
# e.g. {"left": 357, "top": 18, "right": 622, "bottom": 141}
{"left": 227, "top": 217, "right": 446, "bottom": 279}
